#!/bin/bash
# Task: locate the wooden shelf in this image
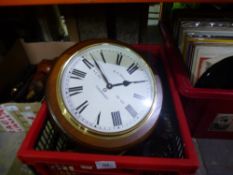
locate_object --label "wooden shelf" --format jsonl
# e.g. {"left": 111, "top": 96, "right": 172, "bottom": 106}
{"left": 0, "top": 0, "right": 233, "bottom": 7}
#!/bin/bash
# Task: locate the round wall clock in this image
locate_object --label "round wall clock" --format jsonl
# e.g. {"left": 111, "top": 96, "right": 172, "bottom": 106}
{"left": 46, "top": 39, "right": 163, "bottom": 151}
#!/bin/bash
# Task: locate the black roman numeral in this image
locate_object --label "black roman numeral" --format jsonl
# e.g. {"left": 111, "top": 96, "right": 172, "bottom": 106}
{"left": 116, "top": 53, "right": 123, "bottom": 65}
{"left": 111, "top": 111, "right": 122, "bottom": 126}
{"left": 127, "top": 63, "right": 139, "bottom": 75}
{"left": 82, "top": 58, "right": 94, "bottom": 69}
{"left": 76, "top": 100, "right": 89, "bottom": 114}
{"left": 100, "top": 50, "right": 106, "bottom": 63}
{"left": 70, "top": 69, "right": 86, "bottom": 80}
{"left": 68, "top": 86, "right": 83, "bottom": 96}
{"left": 96, "top": 112, "right": 101, "bottom": 125}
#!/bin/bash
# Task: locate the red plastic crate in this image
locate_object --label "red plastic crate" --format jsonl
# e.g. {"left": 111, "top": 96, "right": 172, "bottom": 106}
{"left": 17, "top": 45, "right": 199, "bottom": 175}
{"left": 160, "top": 24, "right": 233, "bottom": 139}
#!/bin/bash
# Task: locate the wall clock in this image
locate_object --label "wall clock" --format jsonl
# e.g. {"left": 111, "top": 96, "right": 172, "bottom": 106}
{"left": 46, "top": 39, "right": 163, "bottom": 151}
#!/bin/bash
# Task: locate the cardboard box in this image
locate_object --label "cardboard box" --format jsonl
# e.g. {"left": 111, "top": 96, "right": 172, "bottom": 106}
{"left": 21, "top": 40, "right": 76, "bottom": 64}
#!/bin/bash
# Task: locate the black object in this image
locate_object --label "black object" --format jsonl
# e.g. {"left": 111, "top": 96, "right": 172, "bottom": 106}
{"left": 3, "top": 65, "right": 36, "bottom": 102}
{"left": 195, "top": 56, "right": 233, "bottom": 89}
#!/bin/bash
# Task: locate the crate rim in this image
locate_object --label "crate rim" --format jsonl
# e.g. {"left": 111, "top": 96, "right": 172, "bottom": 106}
{"left": 17, "top": 44, "right": 199, "bottom": 173}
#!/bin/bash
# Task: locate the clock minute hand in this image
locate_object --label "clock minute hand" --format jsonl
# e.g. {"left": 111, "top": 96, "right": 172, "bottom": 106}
{"left": 112, "top": 80, "right": 147, "bottom": 87}
{"left": 90, "top": 54, "right": 110, "bottom": 85}
{"left": 130, "top": 80, "right": 147, "bottom": 84}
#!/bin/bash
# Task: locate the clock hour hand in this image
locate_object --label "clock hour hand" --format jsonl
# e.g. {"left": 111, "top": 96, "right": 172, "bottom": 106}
{"left": 90, "top": 54, "right": 111, "bottom": 85}
{"left": 112, "top": 80, "right": 147, "bottom": 87}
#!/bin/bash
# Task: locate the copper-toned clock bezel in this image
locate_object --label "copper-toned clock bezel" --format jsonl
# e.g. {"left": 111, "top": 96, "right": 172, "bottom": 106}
{"left": 46, "top": 39, "right": 163, "bottom": 151}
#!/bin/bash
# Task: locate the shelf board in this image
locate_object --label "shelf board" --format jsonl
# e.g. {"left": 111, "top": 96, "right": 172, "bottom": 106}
{"left": 0, "top": 0, "right": 233, "bottom": 6}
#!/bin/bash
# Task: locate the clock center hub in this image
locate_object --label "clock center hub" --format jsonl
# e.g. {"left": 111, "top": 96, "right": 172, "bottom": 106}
{"left": 106, "top": 83, "right": 113, "bottom": 89}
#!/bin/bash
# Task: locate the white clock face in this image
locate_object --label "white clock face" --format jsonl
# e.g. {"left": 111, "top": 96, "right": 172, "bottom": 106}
{"left": 60, "top": 43, "right": 156, "bottom": 134}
